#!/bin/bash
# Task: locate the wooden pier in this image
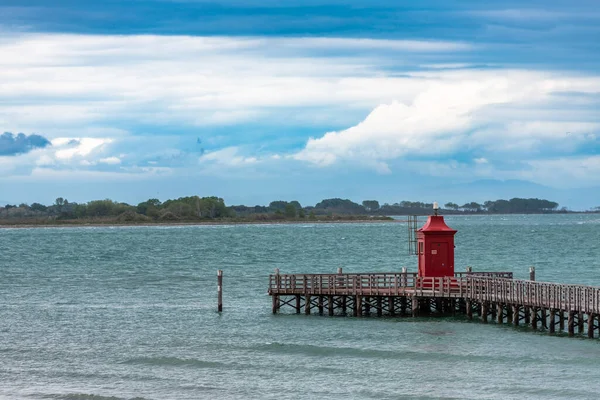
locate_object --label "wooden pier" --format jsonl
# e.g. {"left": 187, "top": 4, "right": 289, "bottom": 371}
{"left": 268, "top": 271, "right": 600, "bottom": 339}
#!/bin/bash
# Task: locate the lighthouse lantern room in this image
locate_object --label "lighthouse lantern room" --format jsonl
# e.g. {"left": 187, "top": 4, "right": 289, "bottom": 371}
{"left": 417, "top": 202, "right": 457, "bottom": 278}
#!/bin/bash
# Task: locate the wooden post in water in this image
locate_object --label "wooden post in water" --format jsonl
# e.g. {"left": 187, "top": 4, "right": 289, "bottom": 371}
{"left": 377, "top": 297, "right": 383, "bottom": 317}
{"left": 559, "top": 311, "right": 565, "bottom": 332}
{"left": 411, "top": 297, "right": 419, "bottom": 317}
{"left": 389, "top": 296, "right": 396, "bottom": 316}
{"left": 578, "top": 312, "right": 584, "bottom": 334}
{"left": 481, "top": 302, "right": 489, "bottom": 323}
{"left": 497, "top": 303, "right": 503, "bottom": 324}
{"left": 529, "top": 266, "right": 536, "bottom": 281}
{"left": 305, "top": 295, "right": 311, "bottom": 315}
{"left": 568, "top": 311, "right": 575, "bottom": 337}
{"left": 531, "top": 307, "right": 538, "bottom": 330}
{"left": 466, "top": 300, "right": 472, "bottom": 320}
{"left": 541, "top": 308, "right": 547, "bottom": 329}
{"left": 295, "top": 295, "right": 301, "bottom": 314}
{"left": 328, "top": 295, "right": 334, "bottom": 316}
{"left": 549, "top": 309, "right": 556, "bottom": 333}
{"left": 217, "top": 269, "right": 223, "bottom": 313}
{"left": 356, "top": 295, "right": 363, "bottom": 317}
{"left": 588, "top": 313, "right": 595, "bottom": 338}
{"left": 512, "top": 305, "right": 519, "bottom": 326}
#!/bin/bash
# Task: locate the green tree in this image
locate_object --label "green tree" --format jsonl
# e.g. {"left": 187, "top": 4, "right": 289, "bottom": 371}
{"left": 308, "top": 210, "right": 316, "bottom": 220}
{"left": 298, "top": 208, "right": 305, "bottom": 218}
{"left": 444, "top": 202, "right": 459, "bottom": 210}
{"left": 284, "top": 203, "right": 297, "bottom": 218}
{"left": 362, "top": 200, "right": 380, "bottom": 211}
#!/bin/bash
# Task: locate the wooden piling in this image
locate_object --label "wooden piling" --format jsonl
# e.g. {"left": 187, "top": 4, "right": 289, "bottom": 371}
{"left": 497, "top": 303, "right": 503, "bottom": 324}
{"left": 364, "top": 296, "right": 371, "bottom": 315}
{"left": 549, "top": 309, "right": 556, "bottom": 333}
{"left": 559, "top": 311, "right": 565, "bottom": 332}
{"left": 305, "top": 295, "right": 311, "bottom": 315}
{"left": 512, "top": 305, "right": 519, "bottom": 326}
{"left": 466, "top": 300, "right": 473, "bottom": 320}
{"left": 541, "top": 308, "right": 547, "bottom": 329}
{"left": 295, "top": 295, "right": 301, "bottom": 314}
{"left": 481, "top": 302, "right": 488, "bottom": 323}
{"left": 411, "top": 297, "right": 419, "bottom": 317}
{"left": 217, "top": 269, "right": 223, "bottom": 313}
{"left": 578, "top": 312, "right": 584, "bottom": 333}
{"left": 318, "top": 296, "right": 324, "bottom": 315}
{"left": 588, "top": 313, "right": 595, "bottom": 338}
{"left": 568, "top": 311, "right": 575, "bottom": 336}
{"left": 376, "top": 297, "right": 383, "bottom": 317}
{"left": 389, "top": 296, "right": 396, "bottom": 316}
{"left": 328, "top": 295, "right": 334, "bottom": 316}
{"left": 356, "top": 295, "right": 363, "bottom": 317}
{"left": 531, "top": 307, "right": 537, "bottom": 330}
{"left": 342, "top": 296, "right": 347, "bottom": 315}
{"left": 272, "top": 295, "right": 279, "bottom": 314}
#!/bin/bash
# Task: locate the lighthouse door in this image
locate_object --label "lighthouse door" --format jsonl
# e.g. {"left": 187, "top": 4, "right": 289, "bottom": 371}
{"left": 430, "top": 242, "right": 449, "bottom": 276}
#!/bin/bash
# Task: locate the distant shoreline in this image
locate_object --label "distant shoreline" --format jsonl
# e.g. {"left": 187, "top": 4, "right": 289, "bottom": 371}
{"left": 0, "top": 218, "right": 396, "bottom": 229}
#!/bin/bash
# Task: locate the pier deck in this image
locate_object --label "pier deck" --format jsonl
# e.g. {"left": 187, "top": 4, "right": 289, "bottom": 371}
{"left": 268, "top": 272, "right": 600, "bottom": 339}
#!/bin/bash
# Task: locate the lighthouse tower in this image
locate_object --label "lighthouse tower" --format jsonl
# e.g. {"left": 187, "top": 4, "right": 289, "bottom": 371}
{"left": 417, "top": 202, "right": 457, "bottom": 277}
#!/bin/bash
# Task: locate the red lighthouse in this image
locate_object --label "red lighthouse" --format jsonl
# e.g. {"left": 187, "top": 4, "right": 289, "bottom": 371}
{"left": 417, "top": 203, "right": 457, "bottom": 277}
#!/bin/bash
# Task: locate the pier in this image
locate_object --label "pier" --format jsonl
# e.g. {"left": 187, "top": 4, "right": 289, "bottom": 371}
{"left": 268, "top": 272, "right": 600, "bottom": 338}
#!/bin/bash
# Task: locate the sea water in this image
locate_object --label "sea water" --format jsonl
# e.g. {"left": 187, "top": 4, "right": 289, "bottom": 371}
{"left": 1, "top": 214, "right": 600, "bottom": 399}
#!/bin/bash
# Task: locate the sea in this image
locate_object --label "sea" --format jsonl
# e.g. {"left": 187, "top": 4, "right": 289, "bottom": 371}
{"left": 1, "top": 214, "right": 600, "bottom": 400}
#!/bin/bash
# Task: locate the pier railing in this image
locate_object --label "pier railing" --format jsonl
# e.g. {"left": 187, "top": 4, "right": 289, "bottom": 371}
{"left": 269, "top": 272, "right": 600, "bottom": 314}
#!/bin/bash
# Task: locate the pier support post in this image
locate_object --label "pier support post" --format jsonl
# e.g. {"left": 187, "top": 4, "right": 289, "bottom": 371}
{"left": 568, "top": 311, "right": 575, "bottom": 337}
{"left": 295, "top": 295, "right": 301, "bottom": 314}
{"left": 531, "top": 307, "right": 538, "bottom": 330}
{"left": 389, "top": 296, "right": 396, "bottom": 316}
{"left": 217, "top": 269, "right": 223, "bottom": 313}
{"left": 578, "top": 312, "right": 584, "bottom": 334}
{"left": 411, "top": 297, "right": 419, "bottom": 317}
{"left": 541, "top": 308, "right": 547, "bottom": 329}
{"left": 588, "top": 313, "right": 595, "bottom": 339}
{"left": 342, "top": 296, "right": 347, "bottom": 315}
{"left": 497, "top": 303, "right": 503, "bottom": 324}
{"left": 524, "top": 307, "right": 530, "bottom": 324}
{"left": 549, "top": 309, "right": 556, "bottom": 333}
{"left": 481, "top": 302, "right": 489, "bottom": 324}
{"left": 506, "top": 304, "right": 513, "bottom": 323}
{"left": 559, "top": 311, "right": 565, "bottom": 332}
{"left": 364, "top": 297, "right": 371, "bottom": 315}
{"left": 356, "top": 295, "right": 363, "bottom": 317}
{"left": 272, "top": 295, "right": 279, "bottom": 314}
{"left": 318, "top": 296, "right": 324, "bottom": 315}
{"left": 377, "top": 297, "right": 383, "bottom": 317}
{"left": 400, "top": 297, "right": 407, "bottom": 316}
{"left": 512, "top": 305, "right": 519, "bottom": 326}
{"left": 305, "top": 295, "right": 311, "bottom": 315}
{"left": 466, "top": 300, "right": 473, "bottom": 320}
{"left": 328, "top": 295, "right": 334, "bottom": 316}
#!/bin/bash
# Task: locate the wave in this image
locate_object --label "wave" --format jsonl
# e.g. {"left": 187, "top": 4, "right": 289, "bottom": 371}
{"left": 121, "top": 356, "right": 224, "bottom": 368}
{"left": 34, "top": 394, "right": 147, "bottom": 400}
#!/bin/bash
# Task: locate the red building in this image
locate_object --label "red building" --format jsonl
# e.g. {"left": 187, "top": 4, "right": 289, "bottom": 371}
{"left": 417, "top": 209, "right": 457, "bottom": 277}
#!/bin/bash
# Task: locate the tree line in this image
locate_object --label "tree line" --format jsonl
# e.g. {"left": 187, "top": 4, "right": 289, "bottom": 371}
{"left": 0, "top": 196, "right": 574, "bottom": 224}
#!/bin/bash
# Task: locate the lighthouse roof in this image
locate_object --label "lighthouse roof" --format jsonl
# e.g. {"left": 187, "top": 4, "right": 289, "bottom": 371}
{"left": 418, "top": 215, "right": 457, "bottom": 234}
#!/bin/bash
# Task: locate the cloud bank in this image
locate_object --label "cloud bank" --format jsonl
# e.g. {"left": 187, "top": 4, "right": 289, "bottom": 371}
{"left": 0, "top": 132, "right": 51, "bottom": 156}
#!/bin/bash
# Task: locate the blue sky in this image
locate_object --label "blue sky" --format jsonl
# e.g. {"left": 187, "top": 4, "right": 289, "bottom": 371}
{"left": 1, "top": 0, "right": 599, "bottom": 209}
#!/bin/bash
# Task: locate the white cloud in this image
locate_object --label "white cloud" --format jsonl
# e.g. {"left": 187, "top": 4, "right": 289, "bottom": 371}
{"left": 0, "top": 33, "right": 474, "bottom": 134}
{"left": 199, "top": 147, "right": 261, "bottom": 167}
{"left": 99, "top": 156, "right": 121, "bottom": 165}
{"left": 294, "top": 70, "right": 600, "bottom": 171}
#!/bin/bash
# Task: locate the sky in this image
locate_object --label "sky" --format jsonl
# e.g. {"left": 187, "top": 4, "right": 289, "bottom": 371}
{"left": 1, "top": 0, "right": 599, "bottom": 209}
